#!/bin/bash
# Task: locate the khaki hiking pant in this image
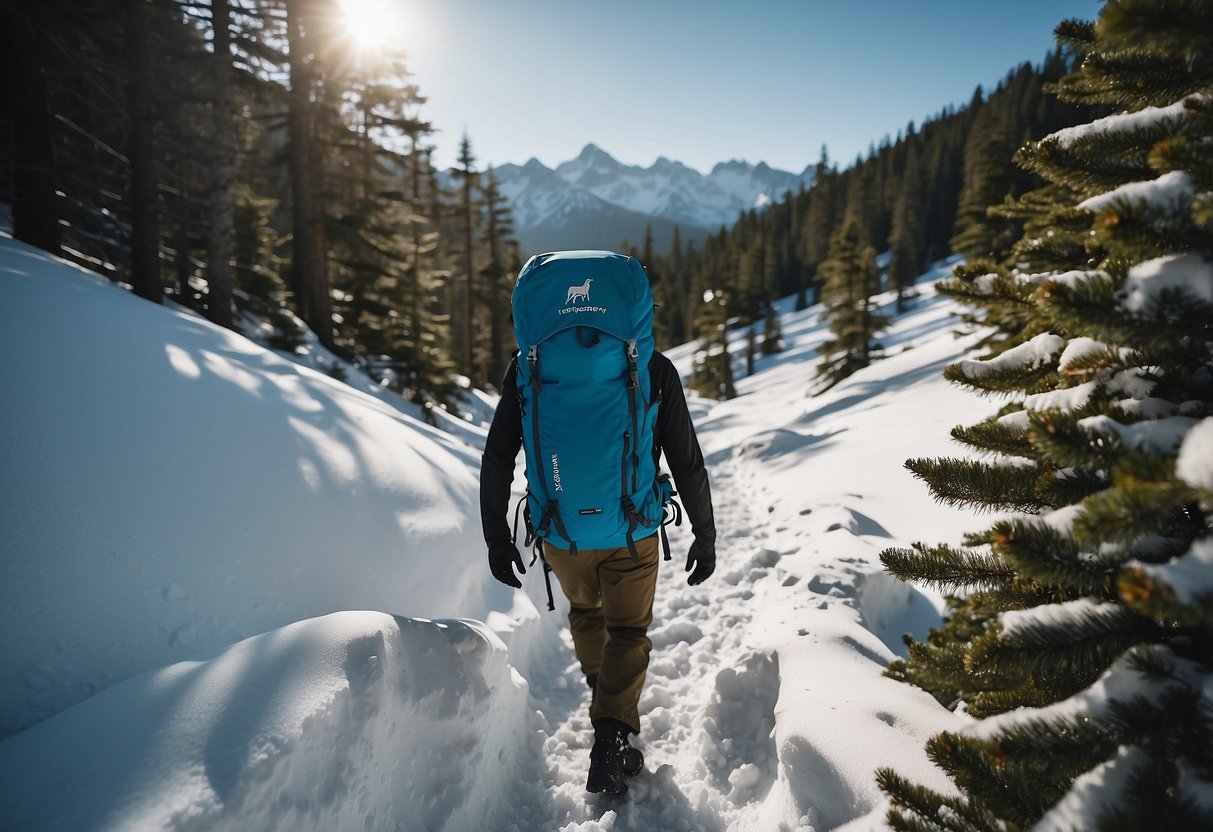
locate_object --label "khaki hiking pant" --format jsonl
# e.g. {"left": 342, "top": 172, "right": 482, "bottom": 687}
{"left": 543, "top": 533, "right": 660, "bottom": 734}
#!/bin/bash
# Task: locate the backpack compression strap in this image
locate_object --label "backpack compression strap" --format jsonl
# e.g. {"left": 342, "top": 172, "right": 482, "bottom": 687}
{"left": 621, "top": 339, "right": 654, "bottom": 561}
{"left": 527, "top": 345, "right": 577, "bottom": 556}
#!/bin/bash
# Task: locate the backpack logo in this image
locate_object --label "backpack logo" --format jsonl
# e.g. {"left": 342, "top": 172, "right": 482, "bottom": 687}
{"left": 565, "top": 279, "right": 593, "bottom": 305}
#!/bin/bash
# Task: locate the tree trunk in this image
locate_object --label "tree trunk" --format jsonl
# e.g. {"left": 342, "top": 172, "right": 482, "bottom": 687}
{"left": 5, "top": 5, "right": 61, "bottom": 255}
{"left": 206, "top": 0, "right": 236, "bottom": 328}
{"left": 286, "top": 0, "right": 313, "bottom": 321}
{"left": 286, "top": 0, "right": 333, "bottom": 347}
{"left": 462, "top": 177, "right": 475, "bottom": 378}
{"left": 124, "top": 0, "right": 162, "bottom": 303}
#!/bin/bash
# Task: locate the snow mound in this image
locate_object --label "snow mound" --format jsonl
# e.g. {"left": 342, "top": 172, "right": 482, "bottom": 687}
{"left": 0, "top": 611, "right": 531, "bottom": 832}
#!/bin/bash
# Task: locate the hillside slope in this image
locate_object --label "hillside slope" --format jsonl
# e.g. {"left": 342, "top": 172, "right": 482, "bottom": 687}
{"left": 0, "top": 236, "right": 536, "bottom": 739}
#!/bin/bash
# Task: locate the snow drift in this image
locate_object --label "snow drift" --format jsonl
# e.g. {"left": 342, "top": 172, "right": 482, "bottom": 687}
{"left": 0, "top": 611, "right": 531, "bottom": 831}
{"left": 0, "top": 237, "right": 531, "bottom": 738}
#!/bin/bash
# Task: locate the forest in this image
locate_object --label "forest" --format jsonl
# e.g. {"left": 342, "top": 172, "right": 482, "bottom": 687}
{"left": 2, "top": 0, "right": 519, "bottom": 410}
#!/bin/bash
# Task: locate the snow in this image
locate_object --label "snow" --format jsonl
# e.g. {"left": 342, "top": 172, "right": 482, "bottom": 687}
{"left": 0, "top": 239, "right": 999, "bottom": 830}
{"left": 0, "top": 612, "right": 531, "bottom": 831}
{"left": 1077, "top": 170, "right": 1195, "bottom": 214}
{"left": 998, "top": 409, "right": 1031, "bottom": 431}
{"left": 1030, "top": 268, "right": 1107, "bottom": 290}
{"left": 953, "top": 332, "right": 1064, "bottom": 380}
{"left": 1133, "top": 538, "right": 1213, "bottom": 607}
{"left": 999, "top": 598, "right": 1122, "bottom": 640}
{"left": 1025, "top": 381, "right": 1098, "bottom": 413}
{"left": 0, "top": 238, "right": 524, "bottom": 741}
{"left": 1177, "top": 417, "right": 1213, "bottom": 490}
{"left": 1117, "top": 252, "right": 1213, "bottom": 314}
{"left": 1033, "top": 746, "right": 1147, "bottom": 832}
{"left": 1077, "top": 414, "right": 1197, "bottom": 455}
{"left": 1047, "top": 96, "right": 1203, "bottom": 149}
{"left": 1057, "top": 337, "right": 1108, "bottom": 373}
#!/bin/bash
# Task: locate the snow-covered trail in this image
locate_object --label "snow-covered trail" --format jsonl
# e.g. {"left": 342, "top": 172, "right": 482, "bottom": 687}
{"left": 502, "top": 449, "right": 790, "bottom": 832}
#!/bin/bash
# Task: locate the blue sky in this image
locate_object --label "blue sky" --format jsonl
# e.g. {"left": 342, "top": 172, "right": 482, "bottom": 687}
{"left": 353, "top": 0, "right": 1105, "bottom": 174}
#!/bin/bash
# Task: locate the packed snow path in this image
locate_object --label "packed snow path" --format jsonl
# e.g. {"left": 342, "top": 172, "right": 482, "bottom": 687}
{"left": 506, "top": 451, "right": 799, "bottom": 832}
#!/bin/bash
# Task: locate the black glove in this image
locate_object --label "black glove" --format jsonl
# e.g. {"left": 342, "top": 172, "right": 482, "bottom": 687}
{"left": 685, "top": 538, "right": 715, "bottom": 586}
{"left": 488, "top": 541, "right": 526, "bottom": 588}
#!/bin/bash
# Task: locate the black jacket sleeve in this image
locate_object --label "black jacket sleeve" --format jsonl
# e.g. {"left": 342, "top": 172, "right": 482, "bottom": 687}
{"left": 480, "top": 358, "right": 522, "bottom": 546}
{"left": 651, "top": 352, "right": 716, "bottom": 544}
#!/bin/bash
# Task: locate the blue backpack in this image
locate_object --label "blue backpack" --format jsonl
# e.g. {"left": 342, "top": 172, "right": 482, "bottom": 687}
{"left": 511, "top": 251, "right": 679, "bottom": 605}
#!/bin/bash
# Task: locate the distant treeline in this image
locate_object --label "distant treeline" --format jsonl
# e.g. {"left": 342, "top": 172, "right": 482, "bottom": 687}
{"left": 628, "top": 51, "right": 1108, "bottom": 358}
{"left": 1, "top": 0, "right": 517, "bottom": 406}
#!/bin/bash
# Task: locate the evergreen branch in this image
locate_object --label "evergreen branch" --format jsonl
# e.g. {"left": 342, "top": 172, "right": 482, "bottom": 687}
{"left": 951, "top": 419, "right": 1038, "bottom": 460}
{"left": 905, "top": 457, "right": 1050, "bottom": 513}
{"left": 1118, "top": 562, "right": 1213, "bottom": 627}
{"left": 1027, "top": 410, "right": 1118, "bottom": 469}
{"left": 927, "top": 732, "right": 1058, "bottom": 827}
{"left": 877, "top": 767, "right": 1004, "bottom": 832}
{"left": 944, "top": 360, "right": 1059, "bottom": 397}
{"left": 882, "top": 543, "right": 1019, "bottom": 592}
{"left": 969, "top": 604, "right": 1152, "bottom": 682}
{"left": 990, "top": 518, "right": 1121, "bottom": 595}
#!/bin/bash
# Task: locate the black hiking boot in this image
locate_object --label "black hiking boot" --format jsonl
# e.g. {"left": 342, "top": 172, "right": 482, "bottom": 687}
{"left": 621, "top": 742, "right": 644, "bottom": 777}
{"left": 586, "top": 718, "right": 639, "bottom": 795}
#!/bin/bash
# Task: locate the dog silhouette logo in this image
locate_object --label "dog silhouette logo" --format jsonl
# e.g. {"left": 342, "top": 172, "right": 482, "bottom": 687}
{"left": 565, "top": 279, "right": 593, "bottom": 305}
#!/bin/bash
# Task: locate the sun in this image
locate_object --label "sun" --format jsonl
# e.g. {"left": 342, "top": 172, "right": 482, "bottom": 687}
{"left": 338, "top": 0, "right": 404, "bottom": 52}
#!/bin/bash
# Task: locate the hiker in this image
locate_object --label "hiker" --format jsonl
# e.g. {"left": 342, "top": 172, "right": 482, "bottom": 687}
{"left": 480, "top": 250, "right": 716, "bottom": 795}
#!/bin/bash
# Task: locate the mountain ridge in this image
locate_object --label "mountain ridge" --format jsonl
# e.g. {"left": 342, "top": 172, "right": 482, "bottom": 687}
{"left": 486, "top": 144, "right": 814, "bottom": 255}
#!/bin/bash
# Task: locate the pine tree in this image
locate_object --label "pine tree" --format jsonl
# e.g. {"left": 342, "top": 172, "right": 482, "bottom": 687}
{"left": 451, "top": 134, "right": 480, "bottom": 381}
{"left": 878, "top": 3, "right": 1213, "bottom": 828}
{"left": 286, "top": 0, "right": 334, "bottom": 347}
{"left": 888, "top": 135, "right": 926, "bottom": 312}
{"left": 123, "top": 0, "right": 163, "bottom": 303}
{"left": 761, "top": 298, "right": 784, "bottom": 355}
{"left": 205, "top": 0, "right": 237, "bottom": 328}
{"left": 814, "top": 218, "right": 887, "bottom": 388}
{"left": 3, "top": 2, "right": 63, "bottom": 255}
{"left": 689, "top": 287, "right": 736, "bottom": 400}
{"left": 478, "top": 167, "right": 518, "bottom": 387}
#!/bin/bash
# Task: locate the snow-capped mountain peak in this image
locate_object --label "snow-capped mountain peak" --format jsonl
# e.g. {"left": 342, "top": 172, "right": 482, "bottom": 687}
{"left": 491, "top": 144, "right": 813, "bottom": 254}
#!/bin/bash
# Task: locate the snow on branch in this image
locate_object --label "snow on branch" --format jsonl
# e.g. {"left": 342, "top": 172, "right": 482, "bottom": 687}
{"left": 1048, "top": 95, "right": 1206, "bottom": 149}
{"left": 1177, "top": 417, "right": 1213, "bottom": 491}
{"left": 967, "top": 644, "right": 1201, "bottom": 742}
{"left": 1025, "top": 381, "right": 1098, "bottom": 413}
{"left": 1077, "top": 415, "right": 1198, "bottom": 455}
{"left": 997, "top": 410, "right": 1031, "bottom": 432}
{"left": 1078, "top": 171, "right": 1196, "bottom": 214}
{"left": 1057, "top": 337, "right": 1111, "bottom": 372}
{"left": 1033, "top": 746, "right": 1148, "bottom": 832}
{"left": 1131, "top": 538, "right": 1213, "bottom": 607}
{"left": 1117, "top": 253, "right": 1213, "bottom": 315}
{"left": 954, "top": 332, "right": 1065, "bottom": 381}
{"left": 999, "top": 597, "right": 1123, "bottom": 642}
{"left": 1030, "top": 269, "right": 1111, "bottom": 290}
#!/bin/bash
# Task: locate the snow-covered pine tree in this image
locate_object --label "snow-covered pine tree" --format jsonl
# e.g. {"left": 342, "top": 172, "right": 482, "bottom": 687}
{"left": 878, "top": 1, "right": 1213, "bottom": 829}
{"left": 814, "top": 218, "right": 887, "bottom": 389}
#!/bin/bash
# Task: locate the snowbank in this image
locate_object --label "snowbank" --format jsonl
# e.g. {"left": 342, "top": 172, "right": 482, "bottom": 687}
{"left": 0, "top": 611, "right": 532, "bottom": 831}
{"left": 0, "top": 236, "right": 536, "bottom": 738}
